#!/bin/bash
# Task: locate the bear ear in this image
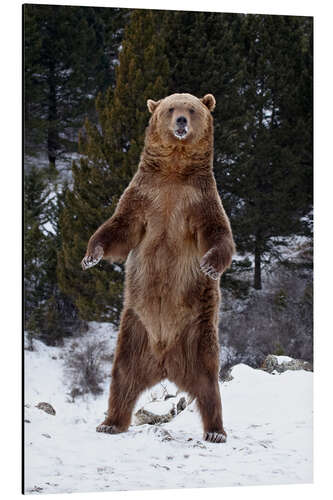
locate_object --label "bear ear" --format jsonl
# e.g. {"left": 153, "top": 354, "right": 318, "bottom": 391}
{"left": 201, "top": 94, "right": 216, "bottom": 112}
{"left": 147, "top": 99, "right": 161, "bottom": 114}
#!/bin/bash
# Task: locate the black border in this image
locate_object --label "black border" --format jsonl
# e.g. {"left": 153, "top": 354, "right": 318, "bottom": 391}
{"left": 22, "top": 4, "right": 25, "bottom": 494}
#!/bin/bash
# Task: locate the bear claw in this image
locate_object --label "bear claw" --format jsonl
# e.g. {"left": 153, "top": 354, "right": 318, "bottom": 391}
{"left": 200, "top": 263, "right": 220, "bottom": 280}
{"left": 81, "top": 252, "right": 103, "bottom": 270}
{"left": 96, "top": 424, "right": 120, "bottom": 434}
{"left": 204, "top": 431, "right": 227, "bottom": 443}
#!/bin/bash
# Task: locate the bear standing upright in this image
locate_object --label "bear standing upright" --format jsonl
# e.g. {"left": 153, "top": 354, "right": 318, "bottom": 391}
{"left": 82, "top": 93, "right": 235, "bottom": 443}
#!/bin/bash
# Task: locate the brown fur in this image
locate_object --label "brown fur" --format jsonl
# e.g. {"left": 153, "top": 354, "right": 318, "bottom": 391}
{"left": 82, "top": 93, "right": 236, "bottom": 442}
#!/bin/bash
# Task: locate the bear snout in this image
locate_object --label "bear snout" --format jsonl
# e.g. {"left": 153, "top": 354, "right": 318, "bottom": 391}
{"left": 176, "top": 116, "right": 187, "bottom": 127}
{"left": 174, "top": 115, "right": 189, "bottom": 139}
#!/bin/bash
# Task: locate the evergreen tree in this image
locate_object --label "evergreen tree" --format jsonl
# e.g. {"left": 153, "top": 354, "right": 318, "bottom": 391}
{"left": 24, "top": 166, "right": 53, "bottom": 321}
{"left": 57, "top": 9, "right": 169, "bottom": 325}
{"left": 219, "top": 15, "right": 313, "bottom": 289}
{"left": 24, "top": 167, "right": 85, "bottom": 346}
{"left": 23, "top": 4, "right": 126, "bottom": 168}
{"left": 163, "top": 12, "right": 247, "bottom": 170}
{"left": 24, "top": 165, "right": 59, "bottom": 344}
{"left": 163, "top": 12, "right": 312, "bottom": 290}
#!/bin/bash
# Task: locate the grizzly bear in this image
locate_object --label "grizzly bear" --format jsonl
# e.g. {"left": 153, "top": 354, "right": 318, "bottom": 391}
{"left": 82, "top": 93, "right": 235, "bottom": 443}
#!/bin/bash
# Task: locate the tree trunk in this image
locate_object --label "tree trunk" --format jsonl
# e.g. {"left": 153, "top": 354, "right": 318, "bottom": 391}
{"left": 47, "top": 61, "right": 58, "bottom": 169}
{"left": 254, "top": 236, "right": 262, "bottom": 290}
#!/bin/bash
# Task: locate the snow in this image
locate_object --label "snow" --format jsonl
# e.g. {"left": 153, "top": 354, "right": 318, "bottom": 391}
{"left": 231, "top": 234, "right": 312, "bottom": 276}
{"left": 142, "top": 399, "right": 176, "bottom": 415}
{"left": 24, "top": 325, "right": 313, "bottom": 494}
{"left": 274, "top": 355, "right": 294, "bottom": 365}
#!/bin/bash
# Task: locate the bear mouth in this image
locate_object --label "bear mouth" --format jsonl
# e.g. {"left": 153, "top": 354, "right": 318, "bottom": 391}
{"left": 174, "top": 126, "right": 189, "bottom": 139}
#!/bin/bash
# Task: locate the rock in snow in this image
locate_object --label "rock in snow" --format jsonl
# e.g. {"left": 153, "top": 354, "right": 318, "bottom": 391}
{"left": 262, "top": 354, "right": 313, "bottom": 374}
{"left": 35, "top": 402, "right": 56, "bottom": 416}
{"left": 134, "top": 407, "right": 174, "bottom": 425}
{"left": 134, "top": 393, "right": 188, "bottom": 425}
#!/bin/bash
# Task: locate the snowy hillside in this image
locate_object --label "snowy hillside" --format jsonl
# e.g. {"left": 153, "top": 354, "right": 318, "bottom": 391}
{"left": 24, "top": 325, "right": 313, "bottom": 494}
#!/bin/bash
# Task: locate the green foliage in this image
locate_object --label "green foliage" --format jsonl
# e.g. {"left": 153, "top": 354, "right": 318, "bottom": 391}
{"left": 163, "top": 12, "right": 313, "bottom": 290}
{"left": 57, "top": 163, "right": 125, "bottom": 323}
{"left": 23, "top": 4, "right": 126, "bottom": 167}
{"left": 217, "top": 15, "right": 313, "bottom": 289}
{"left": 234, "top": 258, "right": 252, "bottom": 269}
{"left": 24, "top": 166, "right": 85, "bottom": 345}
{"left": 273, "top": 289, "right": 288, "bottom": 311}
{"left": 24, "top": 166, "right": 55, "bottom": 316}
{"left": 222, "top": 274, "right": 251, "bottom": 300}
{"left": 274, "top": 343, "right": 285, "bottom": 356}
{"left": 164, "top": 11, "right": 246, "bottom": 163}
{"left": 27, "top": 292, "right": 86, "bottom": 346}
{"left": 57, "top": 9, "right": 169, "bottom": 325}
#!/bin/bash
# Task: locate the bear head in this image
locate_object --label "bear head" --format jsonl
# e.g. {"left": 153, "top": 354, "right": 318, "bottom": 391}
{"left": 146, "top": 93, "right": 215, "bottom": 147}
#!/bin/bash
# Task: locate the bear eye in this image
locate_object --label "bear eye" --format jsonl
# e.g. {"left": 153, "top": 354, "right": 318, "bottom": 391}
{"left": 169, "top": 107, "right": 174, "bottom": 113}
{"left": 189, "top": 108, "right": 195, "bottom": 114}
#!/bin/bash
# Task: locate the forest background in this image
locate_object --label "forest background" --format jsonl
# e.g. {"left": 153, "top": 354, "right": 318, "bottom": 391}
{"left": 23, "top": 5, "right": 313, "bottom": 372}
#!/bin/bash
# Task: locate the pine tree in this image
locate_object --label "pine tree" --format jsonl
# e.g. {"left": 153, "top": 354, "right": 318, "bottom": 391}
{"left": 24, "top": 166, "right": 53, "bottom": 320}
{"left": 219, "top": 15, "right": 313, "bottom": 289}
{"left": 163, "top": 12, "right": 312, "bottom": 291}
{"left": 57, "top": 9, "right": 169, "bottom": 325}
{"left": 24, "top": 166, "right": 85, "bottom": 346}
{"left": 163, "top": 12, "right": 247, "bottom": 169}
{"left": 24, "top": 165, "right": 60, "bottom": 344}
{"left": 23, "top": 4, "right": 126, "bottom": 168}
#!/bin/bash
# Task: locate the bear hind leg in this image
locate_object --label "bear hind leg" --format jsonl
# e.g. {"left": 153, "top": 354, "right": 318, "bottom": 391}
{"left": 191, "top": 369, "right": 227, "bottom": 443}
{"left": 168, "top": 321, "right": 227, "bottom": 443}
{"left": 97, "top": 308, "right": 162, "bottom": 435}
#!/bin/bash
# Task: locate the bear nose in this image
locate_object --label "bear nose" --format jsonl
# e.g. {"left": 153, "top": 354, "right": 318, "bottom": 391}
{"left": 176, "top": 116, "right": 187, "bottom": 127}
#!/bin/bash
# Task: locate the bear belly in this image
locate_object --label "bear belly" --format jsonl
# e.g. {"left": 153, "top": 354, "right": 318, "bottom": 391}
{"left": 124, "top": 234, "right": 202, "bottom": 352}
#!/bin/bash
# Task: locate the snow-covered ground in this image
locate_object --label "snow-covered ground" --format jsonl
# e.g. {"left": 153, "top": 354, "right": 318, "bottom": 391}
{"left": 24, "top": 325, "right": 313, "bottom": 494}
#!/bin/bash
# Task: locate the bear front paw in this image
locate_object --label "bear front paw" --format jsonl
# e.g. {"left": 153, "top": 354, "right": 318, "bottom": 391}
{"left": 81, "top": 245, "right": 104, "bottom": 270}
{"left": 200, "top": 249, "right": 221, "bottom": 280}
{"left": 200, "top": 261, "right": 220, "bottom": 280}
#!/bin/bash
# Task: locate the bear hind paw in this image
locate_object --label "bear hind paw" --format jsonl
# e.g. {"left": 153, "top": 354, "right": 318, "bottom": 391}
{"left": 96, "top": 423, "right": 121, "bottom": 435}
{"left": 204, "top": 431, "right": 227, "bottom": 443}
